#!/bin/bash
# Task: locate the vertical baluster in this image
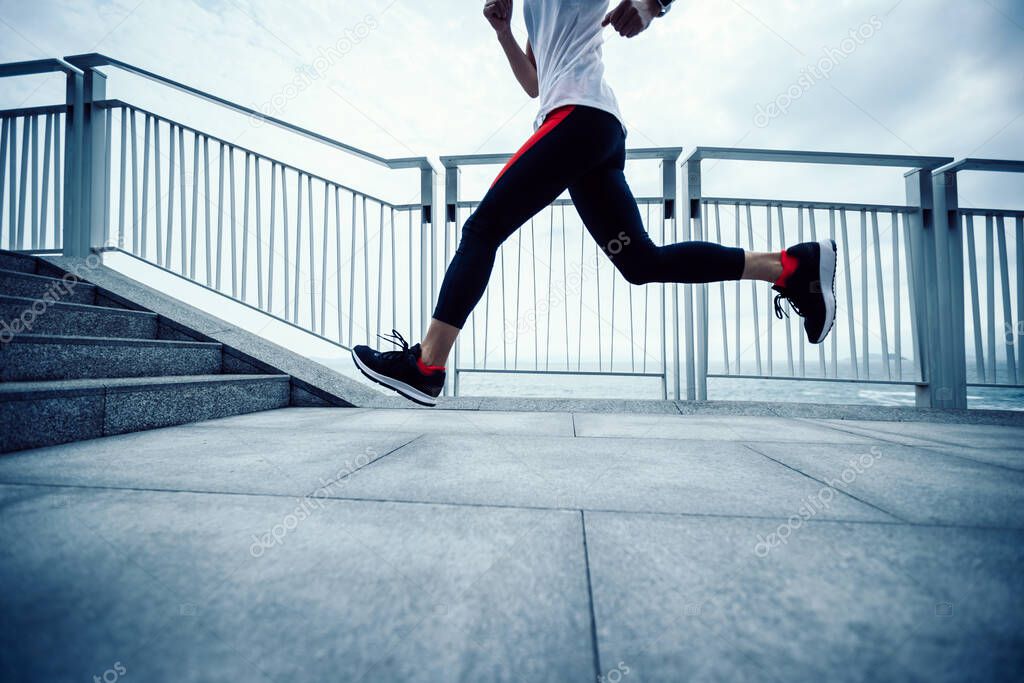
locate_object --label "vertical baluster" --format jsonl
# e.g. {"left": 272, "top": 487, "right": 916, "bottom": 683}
{"left": 142, "top": 116, "right": 152, "bottom": 260}
{"left": 643, "top": 203, "right": 651, "bottom": 374}
{"left": 164, "top": 124, "right": 174, "bottom": 268}
{"left": 361, "top": 195, "right": 368, "bottom": 343}
{"left": 796, "top": 205, "right": 805, "bottom": 376}
{"left": 562, "top": 205, "right": 570, "bottom": 372}
{"left": 294, "top": 173, "right": 304, "bottom": 326}
{"left": 216, "top": 142, "right": 226, "bottom": 290}
{"left": 391, "top": 207, "right": 397, "bottom": 335}
{"left": 319, "top": 182, "right": 329, "bottom": 334}
{"left": 627, "top": 207, "right": 635, "bottom": 373}
{"left": 40, "top": 114, "right": 53, "bottom": 249}
{"left": 190, "top": 132, "right": 199, "bottom": 279}
{"left": 0, "top": 118, "right": 8, "bottom": 247}
{"left": 871, "top": 210, "right": 891, "bottom": 379}
{"left": 350, "top": 192, "right": 358, "bottom": 343}
{"left": 839, "top": 209, "right": 858, "bottom": 378}
{"left": 203, "top": 137, "right": 212, "bottom": 286}
{"left": 746, "top": 203, "right": 762, "bottom": 375}
{"left": 808, "top": 208, "right": 826, "bottom": 376}
{"left": 965, "top": 217, "right": 985, "bottom": 381}
{"left": 578, "top": 211, "right": 584, "bottom": 372}
{"left": 177, "top": 126, "right": 186, "bottom": 272}
{"left": 892, "top": 211, "right": 902, "bottom": 380}
{"left": 241, "top": 152, "right": 250, "bottom": 301}
{"left": 733, "top": 203, "right": 741, "bottom": 374}
{"left": 593, "top": 231, "right": 600, "bottom": 372}
{"left": 532, "top": 218, "right": 540, "bottom": 370}
{"left": 30, "top": 116, "right": 39, "bottom": 248}
{"left": 985, "top": 215, "right": 996, "bottom": 383}
{"left": 777, "top": 204, "right": 794, "bottom": 375}
{"left": 860, "top": 210, "right": 870, "bottom": 379}
{"left": 129, "top": 111, "right": 138, "bottom": 254}
{"left": 766, "top": 204, "right": 773, "bottom": 376}
{"left": 546, "top": 206, "right": 555, "bottom": 371}
{"left": 268, "top": 163, "right": 277, "bottom": 312}
{"left": 714, "top": 202, "right": 729, "bottom": 374}
{"left": 229, "top": 146, "right": 240, "bottom": 297}
{"left": 281, "top": 167, "right": 291, "bottom": 321}
{"left": 996, "top": 216, "right": 1015, "bottom": 383}
{"left": 374, "top": 201, "right": 383, "bottom": 341}
{"left": 255, "top": 158, "right": 265, "bottom": 310}
{"left": 16, "top": 117, "right": 29, "bottom": 249}
{"left": 829, "top": 208, "right": 838, "bottom": 378}
{"left": 406, "top": 208, "right": 412, "bottom": 343}
{"left": 334, "top": 187, "right": 343, "bottom": 342}
{"left": 152, "top": 120, "right": 162, "bottom": 264}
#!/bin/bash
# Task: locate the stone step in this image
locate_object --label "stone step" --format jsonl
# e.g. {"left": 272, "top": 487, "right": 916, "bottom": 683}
{"left": 0, "top": 268, "right": 97, "bottom": 306}
{"left": 0, "top": 295, "right": 159, "bottom": 340}
{"left": 0, "top": 334, "right": 223, "bottom": 381}
{"left": 0, "top": 250, "right": 40, "bottom": 274}
{"left": 0, "top": 374, "right": 291, "bottom": 452}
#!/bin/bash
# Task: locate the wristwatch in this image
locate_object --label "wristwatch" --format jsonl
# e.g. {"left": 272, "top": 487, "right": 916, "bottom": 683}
{"left": 655, "top": 0, "right": 674, "bottom": 17}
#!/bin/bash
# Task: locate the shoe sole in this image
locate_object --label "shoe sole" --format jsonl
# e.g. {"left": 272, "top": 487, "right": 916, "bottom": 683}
{"left": 815, "top": 238, "right": 837, "bottom": 344}
{"left": 351, "top": 349, "right": 438, "bottom": 407}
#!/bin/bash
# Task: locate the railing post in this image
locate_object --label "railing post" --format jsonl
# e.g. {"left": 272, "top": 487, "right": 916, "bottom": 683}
{"left": 62, "top": 69, "right": 86, "bottom": 256}
{"left": 444, "top": 161, "right": 460, "bottom": 397}
{"left": 661, "top": 155, "right": 678, "bottom": 400}
{"left": 905, "top": 169, "right": 943, "bottom": 408}
{"left": 931, "top": 168, "right": 968, "bottom": 408}
{"left": 419, "top": 164, "right": 436, "bottom": 342}
{"left": 80, "top": 67, "right": 108, "bottom": 256}
{"left": 682, "top": 158, "right": 704, "bottom": 400}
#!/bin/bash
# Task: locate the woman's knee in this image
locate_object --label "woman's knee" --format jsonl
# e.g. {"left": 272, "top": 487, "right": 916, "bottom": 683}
{"left": 610, "top": 242, "right": 658, "bottom": 285}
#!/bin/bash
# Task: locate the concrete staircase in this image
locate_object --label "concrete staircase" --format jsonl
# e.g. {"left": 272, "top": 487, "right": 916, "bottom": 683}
{"left": 0, "top": 249, "right": 335, "bottom": 453}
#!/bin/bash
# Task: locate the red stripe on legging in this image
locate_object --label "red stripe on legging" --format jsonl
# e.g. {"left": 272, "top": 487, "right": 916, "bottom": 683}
{"left": 490, "top": 105, "right": 576, "bottom": 188}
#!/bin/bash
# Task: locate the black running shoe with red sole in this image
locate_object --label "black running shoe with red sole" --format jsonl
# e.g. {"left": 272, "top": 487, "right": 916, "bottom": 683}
{"left": 772, "top": 239, "right": 837, "bottom": 344}
{"left": 351, "top": 330, "right": 445, "bottom": 406}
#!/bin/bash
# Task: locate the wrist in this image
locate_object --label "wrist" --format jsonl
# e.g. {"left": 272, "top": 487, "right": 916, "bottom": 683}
{"left": 495, "top": 26, "right": 513, "bottom": 40}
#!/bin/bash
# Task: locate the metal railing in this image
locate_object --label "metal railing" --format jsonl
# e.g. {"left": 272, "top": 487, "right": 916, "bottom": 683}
{"left": 441, "top": 148, "right": 680, "bottom": 397}
{"left": 681, "top": 148, "right": 953, "bottom": 406}
{"left": 934, "top": 159, "right": 1024, "bottom": 396}
{"left": 1, "top": 54, "right": 436, "bottom": 352}
{"left": 1, "top": 55, "right": 1021, "bottom": 408}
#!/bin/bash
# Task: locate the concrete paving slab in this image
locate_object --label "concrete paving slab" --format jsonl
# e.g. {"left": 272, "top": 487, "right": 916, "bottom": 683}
{"left": 573, "top": 413, "right": 876, "bottom": 444}
{"left": 751, "top": 441, "right": 1024, "bottom": 528}
{"left": 0, "top": 422, "right": 419, "bottom": 499}
{"left": 584, "top": 511, "right": 1024, "bottom": 683}
{"left": 0, "top": 485, "right": 595, "bottom": 682}
{"left": 818, "top": 418, "right": 1024, "bottom": 450}
{"left": 335, "top": 433, "right": 893, "bottom": 521}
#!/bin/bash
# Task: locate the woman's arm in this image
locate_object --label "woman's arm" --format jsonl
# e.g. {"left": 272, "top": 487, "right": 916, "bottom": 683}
{"left": 483, "top": 0, "right": 539, "bottom": 98}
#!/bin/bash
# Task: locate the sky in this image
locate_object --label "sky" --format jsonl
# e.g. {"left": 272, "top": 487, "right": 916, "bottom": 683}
{"left": 1, "top": 0, "right": 1023, "bottom": 202}
{"left": 1, "top": 0, "right": 1023, "bottom": 397}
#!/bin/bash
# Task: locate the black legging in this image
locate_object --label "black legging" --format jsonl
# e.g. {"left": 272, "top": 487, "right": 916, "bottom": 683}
{"left": 433, "top": 105, "right": 745, "bottom": 329}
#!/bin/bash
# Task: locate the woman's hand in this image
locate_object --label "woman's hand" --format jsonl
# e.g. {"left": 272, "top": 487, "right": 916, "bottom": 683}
{"left": 602, "top": 0, "right": 659, "bottom": 38}
{"left": 484, "top": 0, "right": 513, "bottom": 34}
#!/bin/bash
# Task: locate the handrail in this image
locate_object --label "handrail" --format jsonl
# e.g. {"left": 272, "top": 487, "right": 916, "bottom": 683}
{"left": 0, "top": 57, "right": 83, "bottom": 78}
{"left": 94, "top": 99, "right": 403, "bottom": 209}
{"left": 442, "top": 146, "right": 682, "bottom": 168}
{"left": 936, "top": 158, "right": 1024, "bottom": 174}
{"left": 686, "top": 146, "right": 952, "bottom": 170}
{"left": 63, "top": 53, "right": 432, "bottom": 172}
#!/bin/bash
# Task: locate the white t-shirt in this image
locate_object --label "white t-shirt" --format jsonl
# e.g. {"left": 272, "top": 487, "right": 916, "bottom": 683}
{"left": 523, "top": 0, "right": 624, "bottom": 131}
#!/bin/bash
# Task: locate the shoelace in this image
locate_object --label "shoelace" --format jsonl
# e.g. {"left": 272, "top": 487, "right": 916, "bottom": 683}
{"left": 376, "top": 329, "right": 413, "bottom": 358}
{"left": 773, "top": 290, "right": 805, "bottom": 321}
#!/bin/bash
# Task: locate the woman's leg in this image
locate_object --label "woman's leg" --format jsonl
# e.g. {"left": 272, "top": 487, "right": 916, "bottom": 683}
{"left": 422, "top": 106, "right": 619, "bottom": 365}
{"left": 569, "top": 142, "right": 759, "bottom": 286}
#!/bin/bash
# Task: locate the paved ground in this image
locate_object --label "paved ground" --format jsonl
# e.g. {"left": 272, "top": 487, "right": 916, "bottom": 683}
{"left": 1, "top": 406, "right": 1023, "bottom": 682}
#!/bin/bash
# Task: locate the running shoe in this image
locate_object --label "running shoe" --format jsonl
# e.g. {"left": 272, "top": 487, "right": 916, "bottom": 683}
{"left": 351, "top": 330, "right": 445, "bottom": 406}
{"left": 772, "top": 239, "right": 837, "bottom": 344}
